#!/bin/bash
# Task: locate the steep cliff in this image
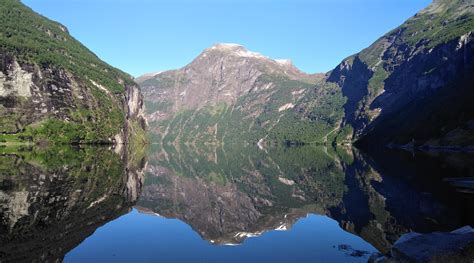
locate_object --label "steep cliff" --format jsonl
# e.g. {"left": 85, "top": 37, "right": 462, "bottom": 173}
{"left": 140, "top": 0, "right": 473, "bottom": 148}
{"left": 137, "top": 143, "right": 472, "bottom": 249}
{"left": 138, "top": 44, "right": 343, "bottom": 145}
{"left": 328, "top": 0, "right": 474, "bottom": 148}
{"left": 0, "top": 146, "right": 145, "bottom": 262}
{"left": 0, "top": 0, "right": 146, "bottom": 145}
{"left": 137, "top": 144, "right": 348, "bottom": 245}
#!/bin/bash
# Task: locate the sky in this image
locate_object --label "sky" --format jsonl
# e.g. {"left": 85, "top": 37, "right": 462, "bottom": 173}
{"left": 22, "top": 0, "right": 431, "bottom": 77}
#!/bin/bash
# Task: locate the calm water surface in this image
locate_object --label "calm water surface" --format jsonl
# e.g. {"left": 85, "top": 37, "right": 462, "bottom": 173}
{"left": 0, "top": 144, "right": 473, "bottom": 262}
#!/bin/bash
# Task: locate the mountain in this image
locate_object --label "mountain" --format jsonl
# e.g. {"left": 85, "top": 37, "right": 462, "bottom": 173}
{"left": 137, "top": 143, "right": 472, "bottom": 249}
{"left": 138, "top": 43, "right": 343, "bottom": 145}
{"left": 140, "top": 0, "right": 474, "bottom": 148}
{"left": 137, "top": 144, "right": 351, "bottom": 245}
{"left": 0, "top": 0, "right": 146, "bottom": 145}
{"left": 0, "top": 146, "right": 144, "bottom": 262}
{"left": 328, "top": 0, "right": 474, "bottom": 148}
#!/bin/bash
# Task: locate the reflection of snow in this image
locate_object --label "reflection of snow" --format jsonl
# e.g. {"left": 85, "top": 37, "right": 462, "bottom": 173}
{"left": 153, "top": 212, "right": 162, "bottom": 217}
{"left": 234, "top": 231, "right": 264, "bottom": 238}
{"left": 134, "top": 207, "right": 162, "bottom": 218}
{"left": 275, "top": 223, "right": 288, "bottom": 231}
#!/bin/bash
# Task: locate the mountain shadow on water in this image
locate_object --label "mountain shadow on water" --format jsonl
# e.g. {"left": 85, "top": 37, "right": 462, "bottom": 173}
{"left": 0, "top": 145, "right": 145, "bottom": 262}
{"left": 0, "top": 142, "right": 472, "bottom": 259}
{"left": 138, "top": 143, "right": 474, "bottom": 253}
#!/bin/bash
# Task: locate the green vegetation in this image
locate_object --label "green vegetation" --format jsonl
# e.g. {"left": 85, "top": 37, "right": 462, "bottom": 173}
{"left": 331, "top": 0, "right": 474, "bottom": 147}
{"left": 147, "top": 74, "right": 346, "bottom": 146}
{"left": 143, "top": 143, "right": 352, "bottom": 215}
{"left": 0, "top": 144, "right": 124, "bottom": 177}
{"left": 145, "top": 100, "right": 173, "bottom": 113}
{"left": 401, "top": 3, "right": 474, "bottom": 49}
{"left": 0, "top": 0, "right": 134, "bottom": 93}
{"left": 139, "top": 72, "right": 182, "bottom": 89}
{"left": 358, "top": 1, "right": 474, "bottom": 69}
{"left": 0, "top": 133, "right": 24, "bottom": 144}
{"left": 0, "top": 144, "right": 143, "bottom": 262}
{"left": 270, "top": 83, "right": 346, "bottom": 144}
{"left": 127, "top": 119, "right": 148, "bottom": 168}
{"left": 334, "top": 125, "right": 354, "bottom": 145}
{"left": 1, "top": 116, "right": 124, "bottom": 144}
{"left": 367, "top": 66, "right": 389, "bottom": 95}
{"left": 0, "top": 0, "right": 146, "bottom": 146}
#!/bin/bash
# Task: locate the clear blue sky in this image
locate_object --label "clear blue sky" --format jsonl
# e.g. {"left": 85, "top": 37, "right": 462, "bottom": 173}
{"left": 23, "top": 0, "right": 431, "bottom": 77}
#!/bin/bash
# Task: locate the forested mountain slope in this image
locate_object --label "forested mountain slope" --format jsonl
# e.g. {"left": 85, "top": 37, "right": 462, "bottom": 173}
{"left": 329, "top": 0, "right": 474, "bottom": 148}
{"left": 0, "top": 0, "right": 146, "bottom": 145}
{"left": 139, "top": 44, "right": 343, "bottom": 145}
{"left": 141, "top": 0, "right": 474, "bottom": 148}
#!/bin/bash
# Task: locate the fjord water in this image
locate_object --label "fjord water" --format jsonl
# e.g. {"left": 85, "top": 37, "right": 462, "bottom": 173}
{"left": 0, "top": 144, "right": 472, "bottom": 262}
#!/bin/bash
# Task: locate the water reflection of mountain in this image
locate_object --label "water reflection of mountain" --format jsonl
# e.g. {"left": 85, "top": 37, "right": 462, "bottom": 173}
{"left": 137, "top": 144, "right": 474, "bottom": 252}
{"left": 0, "top": 145, "right": 145, "bottom": 262}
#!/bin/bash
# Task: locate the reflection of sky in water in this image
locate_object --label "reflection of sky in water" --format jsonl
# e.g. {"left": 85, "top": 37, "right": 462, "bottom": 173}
{"left": 2, "top": 145, "right": 472, "bottom": 262}
{"left": 65, "top": 210, "right": 376, "bottom": 263}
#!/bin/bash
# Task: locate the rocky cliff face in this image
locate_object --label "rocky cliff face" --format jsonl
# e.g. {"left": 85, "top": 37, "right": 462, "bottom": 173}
{"left": 137, "top": 171, "right": 299, "bottom": 245}
{"left": 141, "top": 43, "right": 316, "bottom": 114}
{"left": 328, "top": 0, "right": 474, "bottom": 148}
{"left": 137, "top": 144, "right": 346, "bottom": 245}
{"left": 138, "top": 44, "right": 342, "bottom": 145}
{"left": 0, "top": 146, "right": 145, "bottom": 262}
{"left": 137, "top": 143, "right": 473, "bottom": 249}
{"left": 0, "top": 0, "right": 146, "bottom": 145}
{"left": 140, "top": 0, "right": 473, "bottom": 148}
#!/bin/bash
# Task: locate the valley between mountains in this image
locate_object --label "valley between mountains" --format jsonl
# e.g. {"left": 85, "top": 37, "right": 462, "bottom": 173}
{"left": 138, "top": 0, "right": 474, "bottom": 150}
{"left": 1, "top": 0, "right": 474, "bottom": 262}
{"left": 0, "top": 0, "right": 473, "bottom": 151}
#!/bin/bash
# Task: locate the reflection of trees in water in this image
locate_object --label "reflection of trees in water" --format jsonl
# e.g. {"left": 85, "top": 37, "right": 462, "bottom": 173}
{"left": 336, "top": 149, "right": 474, "bottom": 253}
{"left": 2, "top": 142, "right": 470, "bottom": 260}
{"left": 139, "top": 144, "right": 474, "bottom": 251}
{"left": 0, "top": 145, "right": 145, "bottom": 262}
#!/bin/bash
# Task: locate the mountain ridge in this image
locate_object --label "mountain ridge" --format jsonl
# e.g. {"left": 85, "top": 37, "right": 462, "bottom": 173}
{"left": 138, "top": 0, "right": 474, "bottom": 148}
{"left": 138, "top": 43, "right": 338, "bottom": 145}
{"left": 0, "top": 0, "right": 147, "bottom": 145}
{"left": 137, "top": 43, "right": 323, "bottom": 84}
{"left": 328, "top": 0, "right": 474, "bottom": 148}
